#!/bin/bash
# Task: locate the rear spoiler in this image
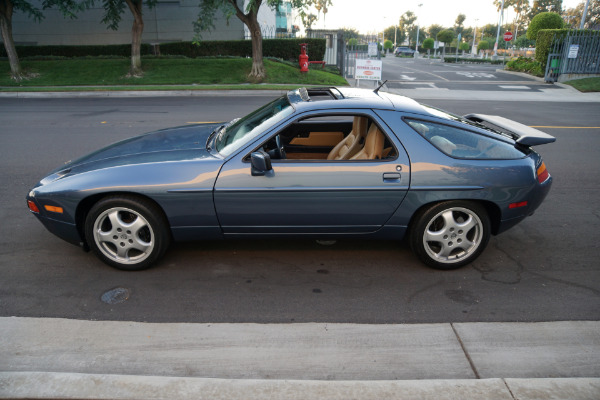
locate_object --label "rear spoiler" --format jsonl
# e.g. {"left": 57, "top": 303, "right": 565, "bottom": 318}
{"left": 463, "top": 114, "right": 556, "bottom": 146}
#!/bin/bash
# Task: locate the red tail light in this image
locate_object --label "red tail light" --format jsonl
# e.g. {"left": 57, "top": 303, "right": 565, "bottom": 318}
{"left": 537, "top": 162, "right": 550, "bottom": 183}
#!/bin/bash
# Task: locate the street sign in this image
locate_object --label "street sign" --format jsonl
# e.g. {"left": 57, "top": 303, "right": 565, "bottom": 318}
{"left": 355, "top": 59, "right": 382, "bottom": 81}
{"left": 568, "top": 44, "right": 579, "bottom": 59}
{"left": 503, "top": 31, "right": 513, "bottom": 42}
{"left": 367, "top": 42, "right": 378, "bottom": 57}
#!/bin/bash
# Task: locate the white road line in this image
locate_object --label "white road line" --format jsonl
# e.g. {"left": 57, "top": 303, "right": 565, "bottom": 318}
{"left": 499, "top": 85, "right": 532, "bottom": 90}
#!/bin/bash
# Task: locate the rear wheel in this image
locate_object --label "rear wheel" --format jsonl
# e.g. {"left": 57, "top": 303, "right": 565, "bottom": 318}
{"left": 410, "top": 201, "right": 490, "bottom": 270}
{"left": 85, "top": 196, "right": 170, "bottom": 271}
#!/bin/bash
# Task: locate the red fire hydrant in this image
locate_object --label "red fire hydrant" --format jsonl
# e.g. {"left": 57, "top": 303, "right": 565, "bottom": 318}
{"left": 299, "top": 43, "right": 309, "bottom": 73}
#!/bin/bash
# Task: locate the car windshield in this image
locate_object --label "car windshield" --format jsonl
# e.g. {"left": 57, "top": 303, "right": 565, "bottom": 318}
{"left": 215, "top": 96, "right": 294, "bottom": 156}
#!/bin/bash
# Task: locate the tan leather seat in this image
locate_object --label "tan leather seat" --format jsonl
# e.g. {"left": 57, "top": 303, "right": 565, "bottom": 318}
{"left": 327, "top": 116, "right": 368, "bottom": 160}
{"left": 350, "top": 124, "right": 385, "bottom": 160}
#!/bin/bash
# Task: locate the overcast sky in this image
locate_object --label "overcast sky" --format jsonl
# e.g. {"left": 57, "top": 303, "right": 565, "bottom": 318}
{"left": 308, "top": 0, "right": 584, "bottom": 33}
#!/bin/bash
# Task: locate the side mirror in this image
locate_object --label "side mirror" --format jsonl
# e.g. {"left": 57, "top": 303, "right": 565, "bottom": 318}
{"left": 251, "top": 150, "right": 272, "bottom": 176}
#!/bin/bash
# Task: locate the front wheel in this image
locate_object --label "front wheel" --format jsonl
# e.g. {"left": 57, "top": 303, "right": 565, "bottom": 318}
{"left": 410, "top": 201, "right": 490, "bottom": 270}
{"left": 85, "top": 195, "right": 170, "bottom": 271}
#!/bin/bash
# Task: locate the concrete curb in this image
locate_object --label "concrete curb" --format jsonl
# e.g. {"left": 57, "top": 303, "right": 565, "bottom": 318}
{"left": 1, "top": 373, "right": 599, "bottom": 400}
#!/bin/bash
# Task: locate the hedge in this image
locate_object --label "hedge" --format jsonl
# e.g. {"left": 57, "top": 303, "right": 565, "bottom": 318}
{"left": 535, "top": 29, "right": 569, "bottom": 70}
{"left": 444, "top": 57, "right": 504, "bottom": 64}
{"left": 0, "top": 38, "right": 326, "bottom": 61}
{"left": 0, "top": 43, "right": 152, "bottom": 58}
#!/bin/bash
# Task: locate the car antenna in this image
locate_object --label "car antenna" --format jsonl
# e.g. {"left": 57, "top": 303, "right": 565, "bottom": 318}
{"left": 374, "top": 80, "right": 388, "bottom": 94}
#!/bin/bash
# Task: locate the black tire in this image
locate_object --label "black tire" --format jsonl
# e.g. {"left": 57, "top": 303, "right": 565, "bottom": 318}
{"left": 84, "top": 195, "right": 170, "bottom": 271}
{"left": 410, "top": 201, "right": 490, "bottom": 270}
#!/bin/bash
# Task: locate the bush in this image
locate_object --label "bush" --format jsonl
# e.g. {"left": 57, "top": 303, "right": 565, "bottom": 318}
{"left": 527, "top": 12, "right": 564, "bottom": 40}
{"left": 444, "top": 57, "right": 503, "bottom": 64}
{"left": 506, "top": 56, "right": 544, "bottom": 76}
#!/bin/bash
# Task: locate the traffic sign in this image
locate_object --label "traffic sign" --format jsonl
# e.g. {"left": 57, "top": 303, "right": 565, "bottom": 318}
{"left": 503, "top": 31, "right": 513, "bottom": 42}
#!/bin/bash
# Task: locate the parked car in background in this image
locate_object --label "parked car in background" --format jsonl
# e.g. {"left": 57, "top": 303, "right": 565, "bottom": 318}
{"left": 395, "top": 47, "right": 416, "bottom": 56}
{"left": 27, "top": 87, "right": 555, "bottom": 271}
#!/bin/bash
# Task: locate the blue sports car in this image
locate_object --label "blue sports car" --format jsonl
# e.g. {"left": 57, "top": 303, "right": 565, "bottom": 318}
{"left": 27, "top": 87, "right": 555, "bottom": 271}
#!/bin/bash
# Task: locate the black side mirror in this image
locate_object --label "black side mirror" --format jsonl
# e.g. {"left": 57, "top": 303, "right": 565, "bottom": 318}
{"left": 251, "top": 150, "right": 272, "bottom": 176}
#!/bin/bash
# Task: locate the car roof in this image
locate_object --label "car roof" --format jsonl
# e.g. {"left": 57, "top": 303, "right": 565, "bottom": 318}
{"left": 288, "top": 87, "right": 427, "bottom": 116}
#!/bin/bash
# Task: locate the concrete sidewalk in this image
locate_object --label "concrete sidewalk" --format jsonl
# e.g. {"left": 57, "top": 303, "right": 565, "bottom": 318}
{"left": 1, "top": 318, "right": 599, "bottom": 399}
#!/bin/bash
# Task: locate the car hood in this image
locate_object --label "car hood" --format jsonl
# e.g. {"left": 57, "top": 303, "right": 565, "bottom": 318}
{"left": 56, "top": 123, "right": 221, "bottom": 171}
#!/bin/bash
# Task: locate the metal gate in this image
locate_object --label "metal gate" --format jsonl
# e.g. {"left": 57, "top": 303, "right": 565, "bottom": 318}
{"left": 545, "top": 30, "right": 600, "bottom": 83}
{"left": 342, "top": 45, "right": 382, "bottom": 79}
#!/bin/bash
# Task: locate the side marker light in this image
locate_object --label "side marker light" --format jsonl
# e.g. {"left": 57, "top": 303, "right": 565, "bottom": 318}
{"left": 44, "top": 205, "right": 64, "bottom": 214}
{"left": 28, "top": 200, "right": 40, "bottom": 213}
{"left": 509, "top": 201, "right": 528, "bottom": 209}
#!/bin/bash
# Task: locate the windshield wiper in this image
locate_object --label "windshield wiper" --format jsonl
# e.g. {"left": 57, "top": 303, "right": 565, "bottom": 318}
{"left": 206, "top": 124, "right": 225, "bottom": 151}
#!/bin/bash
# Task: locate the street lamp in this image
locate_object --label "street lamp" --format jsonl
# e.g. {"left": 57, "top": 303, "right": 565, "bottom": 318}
{"left": 494, "top": 0, "right": 505, "bottom": 58}
{"left": 414, "top": 3, "right": 423, "bottom": 58}
{"left": 580, "top": 0, "right": 591, "bottom": 29}
{"left": 472, "top": 19, "right": 478, "bottom": 55}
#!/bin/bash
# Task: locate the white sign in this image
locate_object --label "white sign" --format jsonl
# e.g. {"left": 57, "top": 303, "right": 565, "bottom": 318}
{"left": 355, "top": 59, "right": 382, "bottom": 81}
{"left": 368, "top": 42, "right": 378, "bottom": 57}
{"left": 568, "top": 45, "right": 579, "bottom": 59}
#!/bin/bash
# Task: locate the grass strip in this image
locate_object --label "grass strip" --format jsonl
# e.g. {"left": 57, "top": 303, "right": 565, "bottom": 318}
{"left": 0, "top": 57, "right": 348, "bottom": 87}
{"left": 563, "top": 77, "right": 600, "bottom": 92}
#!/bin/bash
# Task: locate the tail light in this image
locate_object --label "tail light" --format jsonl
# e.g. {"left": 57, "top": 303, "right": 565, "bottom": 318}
{"left": 537, "top": 162, "right": 550, "bottom": 183}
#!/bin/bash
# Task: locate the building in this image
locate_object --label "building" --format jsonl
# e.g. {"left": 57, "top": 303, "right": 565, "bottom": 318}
{"left": 4, "top": 0, "right": 298, "bottom": 47}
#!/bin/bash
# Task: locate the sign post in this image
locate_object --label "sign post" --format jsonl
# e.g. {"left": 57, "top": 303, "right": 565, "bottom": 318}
{"left": 355, "top": 59, "right": 383, "bottom": 88}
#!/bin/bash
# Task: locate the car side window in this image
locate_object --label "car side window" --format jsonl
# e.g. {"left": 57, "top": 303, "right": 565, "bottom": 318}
{"left": 260, "top": 114, "right": 398, "bottom": 162}
{"left": 405, "top": 119, "right": 524, "bottom": 159}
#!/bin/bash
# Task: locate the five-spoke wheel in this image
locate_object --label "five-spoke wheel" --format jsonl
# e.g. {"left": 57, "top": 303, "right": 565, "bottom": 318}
{"left": 85, "top": 196, "right": 170, "bottom": 271}
{"left": 410, "top": 201, "right": 490, "bottom": 270}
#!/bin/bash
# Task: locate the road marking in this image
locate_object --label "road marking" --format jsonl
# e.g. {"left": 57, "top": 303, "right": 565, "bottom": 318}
{"left": 499, "top": 85, "right": 531, "bottom": 89}
{"left": 399, "top": 75, "right": 416, "bottom": 81}
{"left": 456, "top": 72, "right": 497, "bottom": 78}
{"left": 530, "top": 126, "right": 600, "bottom": 129}
{"left": 396, "top": 65, "right": 450, "bottom": 81}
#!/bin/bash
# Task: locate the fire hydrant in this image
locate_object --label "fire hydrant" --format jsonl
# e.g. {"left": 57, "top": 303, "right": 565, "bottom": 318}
{"left": 299, "top": 43, "right": 309, "bottom": 73}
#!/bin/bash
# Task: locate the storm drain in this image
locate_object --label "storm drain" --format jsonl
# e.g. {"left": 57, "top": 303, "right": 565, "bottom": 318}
{"left": 101, "top": 287, "right": 130, "bottom": 304}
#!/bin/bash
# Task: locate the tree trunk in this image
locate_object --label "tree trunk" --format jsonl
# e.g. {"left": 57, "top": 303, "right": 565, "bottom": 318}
{"left": 125, "top": 0, "right": 144, "bottom": 76}
{"left": 247, "top": 16, "right": 265, "bottom": 79}
{"left": 229, "top": 0, "right": 265, "bottom": 80}
{"left": 0, "top": 1, "right": 23, "bottom": 81}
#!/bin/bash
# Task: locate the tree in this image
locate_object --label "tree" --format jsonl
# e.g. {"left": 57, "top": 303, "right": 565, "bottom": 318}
{"left": 422, "top": 37, "right": 434, "bottom": 55}
{"left": 195, "top": 1, "right": 332, "bottom": 80}
{"left": 459, "top": 41, "right": 470, "bottom": 53}
{"left": 301, "top": 12, "right": 317, "bottom": 29}
{"left": 0, "top": 0, "right": 80, "bottom": 81}
{"left": 341, "top": 27, "right": 359, "bottom": 43}
{"left": 399, "top": 10, "right": 417, "bottom": 46}
{"left": 529, "top": 0, "right": 563, "bottom": 21}
{"left": 564, "top": 0, "right": 600, "bottom": 29}
{"left": 478, "top": 40, "right": 490, "bottom": 53}
{"left": 89, "top": 0, "right": 157, "bottom": 76}
{"left": 454, "top": 13, "right": 466, "bottom": 35}
{"left": 437, "top": 29, "right": 455, "bottom": 57}
{"left": 527, "top": 11, "right": 563, "bottom": 40}
{"left": 427, "top": 24, "right": 444, "bottom": 40}
{"left": 384, "top": 39, "right": 393, "bottom": 51}
{"left": 494, "top": 0, "right": 531, "bottom": 37}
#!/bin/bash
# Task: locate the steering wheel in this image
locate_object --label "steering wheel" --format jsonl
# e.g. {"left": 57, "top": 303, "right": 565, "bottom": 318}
{"left": 274, "top": 135, "right": 287, "bottom": 159}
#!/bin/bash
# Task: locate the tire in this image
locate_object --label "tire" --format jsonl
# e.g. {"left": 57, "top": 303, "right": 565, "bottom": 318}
{"left": 410, "top": 201, "right": 490, "bottom": 270}
{"left": 84, "top": 195, "right": 170, "bottom": 271}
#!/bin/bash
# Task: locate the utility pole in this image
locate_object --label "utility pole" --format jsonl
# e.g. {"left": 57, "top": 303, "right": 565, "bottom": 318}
{"left": 414, "top": 3, "right": 423, "bottom": 57}
{"left": 472, "top": 18, "right": 478, "bottom": 55}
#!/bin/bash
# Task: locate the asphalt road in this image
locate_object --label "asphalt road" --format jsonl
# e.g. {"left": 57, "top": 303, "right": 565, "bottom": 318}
{"left": 1, "top": 93, "right": 599, "bottom": 324}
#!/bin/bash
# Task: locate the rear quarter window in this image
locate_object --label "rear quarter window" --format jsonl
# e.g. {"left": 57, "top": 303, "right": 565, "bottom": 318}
{"left": 405, "top": 119, "right": 525, "bottom": 160}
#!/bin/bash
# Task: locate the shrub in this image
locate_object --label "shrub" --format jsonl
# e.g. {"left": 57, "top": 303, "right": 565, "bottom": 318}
{"left": 535, "top": 29, "right": 569, "bottom": 69}
{"left": 527, "top": 12, "right": 564, "bottom": 40}
{"left": 506, "top": 56, "right": 544, "bottom": 76}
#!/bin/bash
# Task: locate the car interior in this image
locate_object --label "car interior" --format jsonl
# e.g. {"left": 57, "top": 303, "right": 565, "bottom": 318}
{"left": 262, "top": 114, "right": 398, "bottom": 161}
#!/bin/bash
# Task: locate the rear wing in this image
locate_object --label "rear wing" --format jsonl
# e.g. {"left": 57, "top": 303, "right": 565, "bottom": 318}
{"left": 463, "top": 114, "right": 556, "bottom": 146}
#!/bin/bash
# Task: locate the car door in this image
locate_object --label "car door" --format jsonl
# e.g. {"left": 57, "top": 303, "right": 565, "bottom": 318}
{"left": 213, "top": 111, "right": 411, "bottom": 235}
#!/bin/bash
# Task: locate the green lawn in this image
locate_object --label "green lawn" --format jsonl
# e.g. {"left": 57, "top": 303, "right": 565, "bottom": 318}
{"left": 563, "top": 77, "right": 600, "bottom": 92}
{"left": 0, "top": 57, "right": 348, "bottom": 88}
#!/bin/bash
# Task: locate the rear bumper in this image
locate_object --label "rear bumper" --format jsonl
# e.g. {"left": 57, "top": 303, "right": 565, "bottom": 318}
{"left": 497, "top": 175, "right": 552, "bottom": 235}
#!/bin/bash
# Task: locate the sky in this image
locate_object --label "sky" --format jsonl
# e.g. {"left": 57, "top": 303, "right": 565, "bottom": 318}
{"left": 308, "top": 0, "right": 584, "bottom": 33}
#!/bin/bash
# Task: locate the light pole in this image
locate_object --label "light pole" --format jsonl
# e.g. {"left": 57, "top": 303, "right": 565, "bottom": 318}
{"left": 472, "top": 18, "right": 478, "bottom": 55}
{"left": 414, "top": 3, "right": 423, "bottom": 58}
{"left": 580, "top": 0, "right": 591, "bottom": 29}
{"left": 494, "top": 0, "right": 505, "bottom": 58}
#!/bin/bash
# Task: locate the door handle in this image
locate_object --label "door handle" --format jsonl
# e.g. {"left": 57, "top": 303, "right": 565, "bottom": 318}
{"left": 383, "top": 172, "right": 401, "bottom": 182}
